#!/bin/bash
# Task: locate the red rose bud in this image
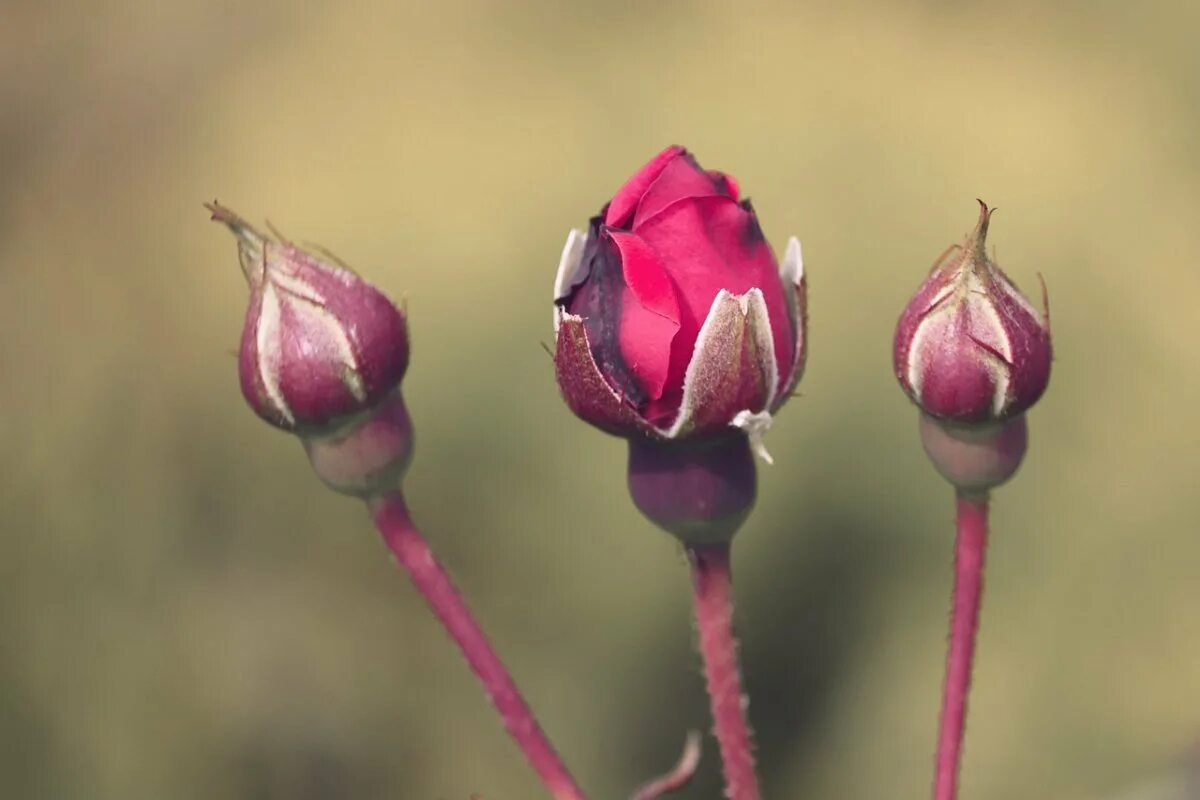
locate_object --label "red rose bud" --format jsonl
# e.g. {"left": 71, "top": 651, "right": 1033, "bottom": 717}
{"left": 209, "top": 203, "right": 413, "bottom": 498}
{"left": 894, "top": 200, "right": 1051, "bottom": 424}
{"left": 553, "top": 146, "right": 806, "bottom": 463}
{"left": 208, "top": 203, "right": 409, "bottom": 434}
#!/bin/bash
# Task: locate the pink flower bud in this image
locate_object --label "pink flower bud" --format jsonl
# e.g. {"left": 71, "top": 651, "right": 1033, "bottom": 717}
{"left": 208, "top": 203, "right": 409, "bottom": 435}
{"left": 893, "top": 201, "right": 1051, "bottom": 424}
{"left": 553, "top": 146, "right": 806, "bottom": 461}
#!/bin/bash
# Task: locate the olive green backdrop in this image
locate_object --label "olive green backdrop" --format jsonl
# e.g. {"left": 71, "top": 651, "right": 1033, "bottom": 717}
{"left": 2, "top": 1, "right": 1198, "bottom": 798}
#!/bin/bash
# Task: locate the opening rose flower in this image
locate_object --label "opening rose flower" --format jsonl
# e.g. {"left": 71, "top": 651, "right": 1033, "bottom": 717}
{"left": 553, "top": 146, "right": 806, "bottom": 459}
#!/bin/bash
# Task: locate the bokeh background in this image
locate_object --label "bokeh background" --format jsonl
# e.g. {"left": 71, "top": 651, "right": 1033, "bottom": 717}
{"left": 3, "top": 1, "right": 1199, "bottom": 798}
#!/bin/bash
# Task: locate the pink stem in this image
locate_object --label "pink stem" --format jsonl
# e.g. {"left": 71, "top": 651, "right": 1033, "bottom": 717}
{"left": 933, "top": 492, "right": 990, "bottom": 800}
{"left": 370, "top": 492, "right": 587, "bottom": 800}
{"left": 687, "top": 543, "right": 761, "bottom": 800}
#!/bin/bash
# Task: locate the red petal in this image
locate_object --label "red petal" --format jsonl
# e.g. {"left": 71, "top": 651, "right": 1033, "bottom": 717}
{"left": 632, "top": 154, "right": 727, "bottom": 229}
{"left": 636, "top": 197, "right": 794, "bottom": 419}
{"left": 608, "top": 230, "right": 682, "bottom": 403}
{"left": 609, "top": 230, "right": 680, "bottom": 324}
{"left": 710, "top": 171, "right": 740, "bottom": 201}
{"left": 605, "top": 146, "right": 687, "bottom": 229}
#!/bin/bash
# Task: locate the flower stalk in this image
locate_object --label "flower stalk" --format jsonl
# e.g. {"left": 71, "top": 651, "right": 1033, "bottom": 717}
{"left": 893, "top": 202, "right": 1052, "bottom": 800}
{"left": 688, "top": 543, "right": 761, "bottom": 800}
{"left": 210, "top": 205, "right": 592, "bottom": 800}
{"left": 369, "top": 493, "right": 587, "bottom": 800}
{"left": 933, "top": 492, "right": 990, "bottom": 800}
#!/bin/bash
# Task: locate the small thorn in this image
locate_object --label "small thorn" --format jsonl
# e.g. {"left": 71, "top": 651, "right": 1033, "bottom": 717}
{"left": 628, "top": 730, "right": 702, "bottom": 800}
{"left": 539, "top": 340, "right": 554, "bottom": 359}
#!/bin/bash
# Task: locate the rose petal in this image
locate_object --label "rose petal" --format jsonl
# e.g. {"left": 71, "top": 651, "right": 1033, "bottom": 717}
{"left": 636, "top": 196, "right": 794, "bottom": 418}
{"left": 605, "top": 145, "right": 687, "bottom": 229}
{"left": 608, "top": 230, "right": 681, "bottom": 402}
{"left": 632, "top": 153, "right": 730, "bottom": 229}
{"left": 566, "top": 233, "right": 680, "bottom": 407}
{"left": 710, "top": 171, "right": 739, "bottom": 201}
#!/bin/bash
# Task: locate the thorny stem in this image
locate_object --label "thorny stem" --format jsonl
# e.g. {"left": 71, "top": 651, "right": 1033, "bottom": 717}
{"left": 687, "top": 543, "right": 761, "bottom": 800}
{"left": 933, "top": 492, "right": 990, "bottom": 800}
{"left": 369, "top": 492, "right": 586, "bottom": 800}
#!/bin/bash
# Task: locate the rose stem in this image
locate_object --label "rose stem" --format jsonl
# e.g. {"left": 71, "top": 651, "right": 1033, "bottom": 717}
{"left": 933, "top": 492, "right": 990, "bottom": 800}
{"left": 687, "top": 542, "right": 761, "bottom": 800}
{"left": 369, "top": 492, "right": 587, "bottom": 800}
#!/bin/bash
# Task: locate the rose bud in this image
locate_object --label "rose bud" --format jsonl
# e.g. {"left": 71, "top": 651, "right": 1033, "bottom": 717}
{"left": 894, "top": 201, "right": 1052, "bottom": 493}
{"left": 894, "top": 200, "right": 1051, "bottom": 425}
{"left": 209, "top": 202, "right": 413, "bottom": 497}
{"left": 552, "top": 147, "right": 807, "bottom": 541}
{"left": 553, "top": 145, "right": 806, "bottom": 456}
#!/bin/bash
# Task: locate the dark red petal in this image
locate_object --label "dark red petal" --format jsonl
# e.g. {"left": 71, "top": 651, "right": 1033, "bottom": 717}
{"left": 710, "top": 171, "right": 740, "bottom": 201}
{"left": 609, "top": 230, "right": 682, "bottom": 402}
{"left": 632, "top": 153, "right": 726, "bottom": 229}
{"left": 609, "top": 230, "right": 680, "bottom": 324}
{"left": 605, "top": 146, "right": 687, "bottom": 229}
{"left": 565, "top": 232, "right": 679, "bottom": 408}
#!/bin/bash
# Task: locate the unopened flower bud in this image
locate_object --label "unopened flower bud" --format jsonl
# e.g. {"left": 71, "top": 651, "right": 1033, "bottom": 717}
{"left": 894, "top": 201, "right": 1051, "bottom": 424}
{"left": 208, "top": 202, "right": 409, "bottom": 435}
{"left": 553, "top": 146, "right": 806, "bottom": 462}
{"left": 626, "top": 434, "right": 756, "bottom": 544}
{"left": 209, "top": 203, "right": 414, "bottom": 498}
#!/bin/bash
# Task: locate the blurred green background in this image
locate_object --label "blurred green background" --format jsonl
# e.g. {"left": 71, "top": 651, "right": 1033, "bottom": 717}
{"left": 3, "top": 1, "right": 1199, "bottom": 798}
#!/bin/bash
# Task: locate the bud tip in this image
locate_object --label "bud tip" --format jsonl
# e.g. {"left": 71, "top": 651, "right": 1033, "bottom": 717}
{"left": 968, "top": 199, "right": 995, "bottom": 263}
{"left": 205, "top": 201, "right": 268, "bottom": 283}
